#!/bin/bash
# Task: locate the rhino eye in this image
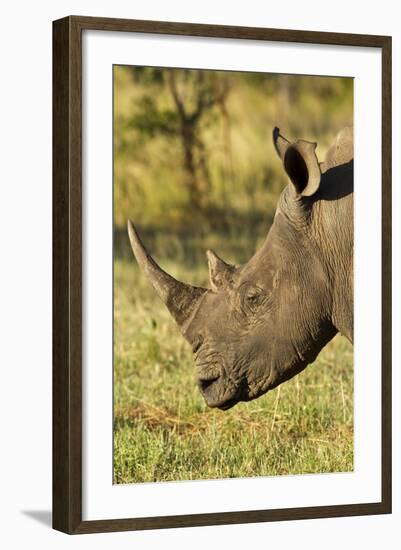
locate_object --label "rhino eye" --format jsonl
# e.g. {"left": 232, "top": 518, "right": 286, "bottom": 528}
{"left": 247, "top": 291, "right": 261, "bottom": 305}
{"left": 243, "top": 286, "right": 267, "bottom": 313}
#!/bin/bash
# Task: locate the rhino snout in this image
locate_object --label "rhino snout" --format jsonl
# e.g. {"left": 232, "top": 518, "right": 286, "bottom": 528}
{"left": 195, "top": 360, "right": 241, "bottom": 409}
{"left": 196, "top": 363, "right": 222, "bottom": 400}
{"left": 197, "top": 371, "right": 221, "bottom": 394}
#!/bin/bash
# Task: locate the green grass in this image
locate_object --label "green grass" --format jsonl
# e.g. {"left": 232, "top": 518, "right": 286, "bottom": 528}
{"left": 113, "top": 258, "right": 354, "bottom": 484}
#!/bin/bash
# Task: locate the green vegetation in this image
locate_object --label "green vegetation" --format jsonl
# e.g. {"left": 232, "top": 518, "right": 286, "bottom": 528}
{"left": 113, "top": 66, "right": 354, "bottom": 483}
{"left": 114, "top": 260, "right": 353, "bottom": 483}
{"left": 114, "top": 67, "right": 353, "bottom": 242}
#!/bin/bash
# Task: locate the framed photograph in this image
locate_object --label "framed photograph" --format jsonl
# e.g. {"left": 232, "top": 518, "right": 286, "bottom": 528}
{"left": 53, "top": 16, "right": 392, "bottom": 534}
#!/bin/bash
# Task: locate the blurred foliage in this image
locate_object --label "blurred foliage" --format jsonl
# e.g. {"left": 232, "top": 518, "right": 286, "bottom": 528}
{"left": 114, "top": 66, "right": 353, "bottom": 263}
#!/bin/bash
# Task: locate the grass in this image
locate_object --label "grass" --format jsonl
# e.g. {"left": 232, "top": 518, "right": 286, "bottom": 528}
{"left": 113, "top": 257, "right": 354, "bottom": 484}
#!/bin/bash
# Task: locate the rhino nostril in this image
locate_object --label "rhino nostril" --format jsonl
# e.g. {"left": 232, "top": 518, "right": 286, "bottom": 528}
{"left": 198, "top": 366, "right": 221, "bottom": 391}
{"left": 199, "top": 375, "right": 220, "bottom": 392}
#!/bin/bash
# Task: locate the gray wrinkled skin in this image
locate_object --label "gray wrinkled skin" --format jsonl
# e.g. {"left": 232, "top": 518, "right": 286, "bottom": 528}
{"left": 128, "top": 127, "right": 353, "bottom": 410}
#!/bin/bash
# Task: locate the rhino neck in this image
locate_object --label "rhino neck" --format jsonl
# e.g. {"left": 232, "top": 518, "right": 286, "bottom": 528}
{"left": 243, "top": 204, "right": 339, "bottom": 363}
{"left": 310, "top": 161, "right": 354, "bottom": 342}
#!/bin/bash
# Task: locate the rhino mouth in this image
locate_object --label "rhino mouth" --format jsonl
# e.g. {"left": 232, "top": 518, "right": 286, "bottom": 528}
{"left": 196, "top": 363, "right": 245, "bottom": 410}
{"left": 196, "top": 367, "right": 224, "bottom": 406}
{"left": 216, "top": 396, "right": 241, "bottom": 411}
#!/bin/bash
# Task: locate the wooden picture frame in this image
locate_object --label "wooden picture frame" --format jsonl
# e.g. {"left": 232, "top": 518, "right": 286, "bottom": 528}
{"left": 53, "top": 15, "right": 392, "bottom": 534}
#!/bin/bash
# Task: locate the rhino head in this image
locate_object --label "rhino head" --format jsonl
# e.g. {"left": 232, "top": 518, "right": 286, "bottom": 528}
{"left": 128, "top": 127, "right": 353, "bottom": 410}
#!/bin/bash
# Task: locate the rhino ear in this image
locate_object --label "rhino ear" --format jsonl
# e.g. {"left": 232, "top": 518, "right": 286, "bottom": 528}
{"left": 273, "top": 127, "right": 321, "bottom": 197}
{"left": 206, "top": 249, "right": 235, "bottom": 292}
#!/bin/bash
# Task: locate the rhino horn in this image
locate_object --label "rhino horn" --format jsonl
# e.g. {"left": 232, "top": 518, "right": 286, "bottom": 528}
{"left": 127, "top": 221, "right": 207, "bottom": 331}
{"left": 206, "top": 249, "right": 236, "bottom": 291}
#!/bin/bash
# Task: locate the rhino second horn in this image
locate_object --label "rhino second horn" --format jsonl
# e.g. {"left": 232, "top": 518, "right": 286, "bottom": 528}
{"left": 206, "top": 249, "right": 235, "bottom": 291}
{"left": 127, "top": 221, "right": 207, "bottom": 330}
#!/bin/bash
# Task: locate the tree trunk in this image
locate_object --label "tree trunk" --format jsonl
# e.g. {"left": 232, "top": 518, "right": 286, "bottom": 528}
{"left": 181, "top": 123, "right": 201, "bottom": 209}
